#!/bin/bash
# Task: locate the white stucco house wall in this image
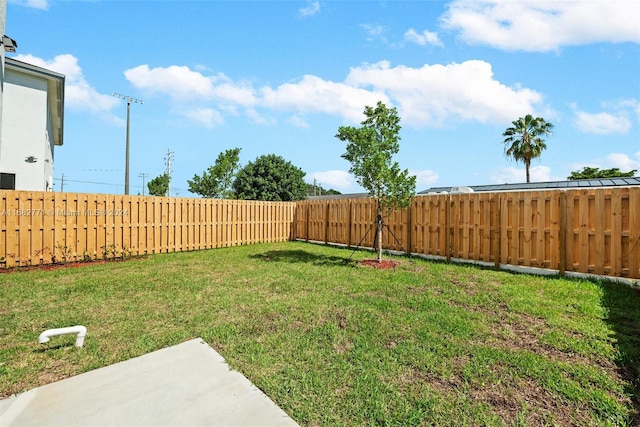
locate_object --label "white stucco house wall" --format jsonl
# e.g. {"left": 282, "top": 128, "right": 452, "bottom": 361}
{"left": 0, "top": 57, "right": 64, "bottom": 191}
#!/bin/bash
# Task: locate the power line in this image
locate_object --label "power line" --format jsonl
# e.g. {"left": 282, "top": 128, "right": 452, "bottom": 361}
{"left": 52, "top": 176, "right": 187, "bottom": 194}
{"left": 138, "top": 172, "right": 149, "bottom": 196}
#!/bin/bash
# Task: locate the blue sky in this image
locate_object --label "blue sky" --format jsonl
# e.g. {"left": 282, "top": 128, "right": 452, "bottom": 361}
{"left": 7, "top": 0, "right": 640, "bottom": 195}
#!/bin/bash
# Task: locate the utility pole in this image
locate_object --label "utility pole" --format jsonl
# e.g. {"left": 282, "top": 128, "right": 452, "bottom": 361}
{"left": 112, "top": 93, "right": 143, "bottom": 195}
{"left": 138, "top": 172, "right": 148, "bottom": 196}
{"left": 60, "top": 173, "right": 64, "bottom": 192}
{"left": 164, "top": 149, "right": 174, "bottom": 197}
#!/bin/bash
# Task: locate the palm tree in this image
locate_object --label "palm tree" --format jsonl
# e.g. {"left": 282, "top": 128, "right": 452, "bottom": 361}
{"left": 502, "top": 115, "right": 554, "bottom": 183}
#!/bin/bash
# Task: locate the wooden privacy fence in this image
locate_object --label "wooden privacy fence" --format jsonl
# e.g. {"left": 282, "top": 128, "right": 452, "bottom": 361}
{"left": 294, "top": 188, "right": 640, "bottom": 280}
{"left": 0, "top": 191, "right": 295, "bottom": 267}
{"left": 2, "top": 188, "right": 639, "bottom": 280}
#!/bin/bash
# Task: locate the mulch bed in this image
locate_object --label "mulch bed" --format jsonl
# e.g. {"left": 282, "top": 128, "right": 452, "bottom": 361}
{"left": 0, "top": 258, "right": 143, "bottom": 274}
{"left": 359, "top": 259, "right": 399, "bottom": 270}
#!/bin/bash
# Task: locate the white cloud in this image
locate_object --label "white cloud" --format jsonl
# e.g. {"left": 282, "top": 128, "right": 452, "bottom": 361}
{"left": 310, "top": 170, "right": 357, "bottom": 192}
{"left": 614, "top": 98, "right": 640, "bottom": 122}
{"left": 9, "top": 0, "right": 48, "bottom": 10}
{"left": 491, "top": 165, "right": 553, "bottom": 184}
{"left": 404, "top": 28, "right": 443, "bottom": 47}
{"left": 286, "top": 115, "right": 310, "bottom": 128}
{"left": 125, "top": 64, "right": 215, "bottom": 101}
{"left": 299, "top": 1, "right": 320, "bottom": 17}
{"left": 261, "top": 74, "right": 388, "bottom": 123}
{"left": 410, "top": 170, "right": 439, "bottom": 187}
{"left": 13, "top": 54, "right": 121, "bottom": 123}
{"left": 212, "top": 81, "right": 257, "bottom": 107}
{"left": 345, "top": 60, "right": 544, "bottom": 127}
{"left": 441, "top": 0, "right": 640, "bottom": 52}
{"left": 122, "top": 60, "right": 547, "bottom": 129}
{"left": 604, "top": 152, "right": 640, "bottom": 172}
{"left": 180, "top": 108, "right": 224, "bottom": 129}
{"left": 245, "top": 108, "right": 274, "bottom": 125}
{"left": 572, "top": 99, "right": 639, "bottom": 135}
{"left": 125, "top": 65, "right": 258, "bottom": 109}
{"left": 573, "top": 111, "right": 631, "bottom": 135}
{"left": 360, "top": 24, "right": 388, "bottom": 43}
{"left": 528, "top": 166, "right": 554, "bottom": 182}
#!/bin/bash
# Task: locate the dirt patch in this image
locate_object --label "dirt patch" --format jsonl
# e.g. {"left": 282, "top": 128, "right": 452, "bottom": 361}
{"left": 333, "top": 338, "right": 354, "bottom": 355}
{"left": 469, "top": 376, "right": 587, "bottom": 426}
{"left": 359, "top": 259, "right": 399, "bottom": 270}
{"left": 0, "top": 258, "right": 143, "bottom": 274}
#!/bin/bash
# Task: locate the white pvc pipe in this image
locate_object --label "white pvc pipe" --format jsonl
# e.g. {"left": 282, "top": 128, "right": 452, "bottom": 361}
{"left": 38, "top": 326, "right": 87, "bottom": 347}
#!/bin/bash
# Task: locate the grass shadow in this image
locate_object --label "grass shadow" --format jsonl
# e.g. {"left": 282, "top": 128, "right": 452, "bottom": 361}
{"left": 249, "top": 249, "right": 356, "bottom": 267}
{"left": 597, "top": 279, "right": 640, "bottom": 423}
{"left": 32, "top": 343, "right": 78, "bottom": 353}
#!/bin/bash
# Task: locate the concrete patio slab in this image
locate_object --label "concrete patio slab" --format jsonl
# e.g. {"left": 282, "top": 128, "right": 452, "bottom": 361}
{"left": 0, "top": 338, "right": 298, "bottom": 426}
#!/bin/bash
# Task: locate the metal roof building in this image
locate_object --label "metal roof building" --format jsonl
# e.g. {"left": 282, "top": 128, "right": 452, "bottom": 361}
{"left": 420, "top": 177, "right": 640, "bottom": 194}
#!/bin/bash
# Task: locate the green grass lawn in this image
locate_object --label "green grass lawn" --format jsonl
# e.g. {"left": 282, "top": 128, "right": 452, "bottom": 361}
{"left": 1, "top": 241, "right": 639, "bottom": 426}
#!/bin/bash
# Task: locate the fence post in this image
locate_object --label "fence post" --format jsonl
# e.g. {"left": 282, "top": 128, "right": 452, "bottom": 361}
{"left": 629, "top": 188, "right": 640, "bottom": 279}
{"left": 406, "top": 200, "right": 413, "bottom": 256}
{"left": 348, "top": 199, "right": 352, "bottom": 248}
{"left": 493, "top": 193, "right": 501, "bottom": 269}
{"left": 559, "top": 191, "right": 567, "bottom": 276}
{"left": 445, "top": 195, "right": 451, "bottom": 263}
{"left": 305, "top": 202, "right": 310, "bottom": 243}
{"left": 324, "top": 201, "right": 330, "bottom": 244}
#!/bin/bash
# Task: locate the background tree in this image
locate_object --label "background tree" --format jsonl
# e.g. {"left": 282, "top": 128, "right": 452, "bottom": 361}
{"left": 336, "top": 101, "right": 416, "bottom": 262}
{"left": 233, "top": 154, "right": 307, "bottom": 201}
{"left": 568, "top": 166, "right": 637, "bottom": 180}
{"left": 147, "top": 173, "right": 170, "bottom": 197}
{"left": 188, "top": 148, "right": 241, "bottom": 198}
{"left": 502, "top": 114, "right": 554, "bottom": 183}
